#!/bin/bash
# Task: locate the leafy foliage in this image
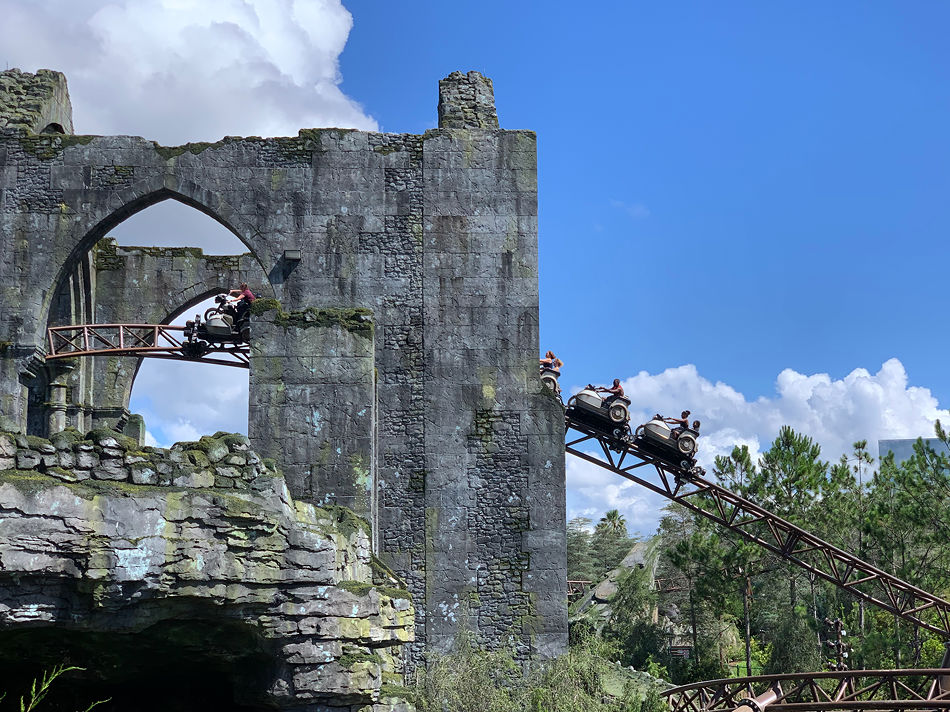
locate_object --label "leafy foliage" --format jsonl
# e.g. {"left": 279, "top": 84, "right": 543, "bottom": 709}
{"left": 568, "top": 423, "right": 950, "bottom": 686}
{"left": 413, "top": 627, "right": 668, "bottom": 712}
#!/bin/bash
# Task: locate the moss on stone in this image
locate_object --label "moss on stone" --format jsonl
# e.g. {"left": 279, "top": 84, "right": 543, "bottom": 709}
{"left": 85, "top": 428, "right": 137, "bottom": 451}
{"left": 0, "top": 341, "right": 10, "bottom": 355}
{"left": 316, "top": 504, "right": 371, "bottom": 539}
{"left": 298, "top": 127, "right": 358, "bottom": 141}
{"left": 540, "top": 380, "right": 566, "bottom": 408}
{"left": 184, "top": 450, "right": 210, "bottom": 467}
{"left": 338, "top": 651, "right": 382, "bottom": 669}
{"left": 0, "top": 470, "right": 157, "bottom": 501}
{"left": 377, "top": 585, "right": 412, "bottom": 602}
{"left": 249, "top": 298, "right": 281, "bottom": 316}
{"left": 50, "top": 429, "right": 83, "bottom": 451}
{"left": 17, "top": 134, "right": 95, "bottom": 160}
{"left": 337, "top": 580, "right": 374, "bottom": 596}
{"left": 379, "top": 684, "right": 416, "bottom": 703}
{"left": 250, "top": 298, "right": 373, "bottom": 335}
{"left": 153, "top": 140, "right": 220, "bottom": 161}
{"left": 370, "top": 554, "right": 406, "bottom": 588}
{"left": 25, "top": 434, "right": 52, "bottom": 450}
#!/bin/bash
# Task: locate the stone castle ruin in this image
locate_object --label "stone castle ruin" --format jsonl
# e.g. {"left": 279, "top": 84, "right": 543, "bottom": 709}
{"left": 0, "top": 69, "right": 566, "bottom": 708}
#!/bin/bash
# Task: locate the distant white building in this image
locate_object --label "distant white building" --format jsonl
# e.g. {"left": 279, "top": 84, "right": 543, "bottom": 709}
{"left": 878, "top": 438, "right": 949, "bottom": 464}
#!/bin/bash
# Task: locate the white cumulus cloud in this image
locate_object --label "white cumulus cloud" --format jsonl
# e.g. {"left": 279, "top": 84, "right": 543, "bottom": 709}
{"left": 568, "top": 358, "right": 949, "bottom": 537}
{"left": 1, "top": 0, "right": 376, "bottom": 143}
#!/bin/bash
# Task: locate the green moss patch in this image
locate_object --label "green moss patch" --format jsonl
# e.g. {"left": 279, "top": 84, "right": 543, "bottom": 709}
{"left": 84, "top": 428, "right": 137, "bottom": 451}
{"left": 338, "top": 651, "right": 382, "bottom": 669}
{"left": 337, "top": 580, "right": 374, "bottom": 596}
{"left": 316, "top": 504, "right": 371, "bottom": 539}
{"left": 370, "top": 554, "right": 407, "bottom": 588}
{"left": 250, "top": 298, "right": 373, "bottom": 335}
{"left": 377, "top": 585, "right": 412, "bottom": 601}
{"left": 153, "top": 140, "right": 220, "bottom": 161}
{"left": 379, "top": 684, "right": 416, "bottom": 703}
{"left": 17, "top": 134, "right": 95, "bottom": 160}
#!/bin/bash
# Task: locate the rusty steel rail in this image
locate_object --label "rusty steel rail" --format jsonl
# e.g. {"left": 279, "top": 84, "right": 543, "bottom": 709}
{"left": 664, "top": 669, "right": 950, "bottom": 712}
{"left": 47, "top": 323, "right": 249, "bottom": 368}
{"left": 564, "top": 418, "right": 950, "bottom": 638}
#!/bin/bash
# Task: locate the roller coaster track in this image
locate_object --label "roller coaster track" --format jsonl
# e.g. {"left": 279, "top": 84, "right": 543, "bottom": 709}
{"left": 565, "top": 417, "right": 950, "bottom": 637}
{"left": 663, "top": 669, "right": 950, "bottom": 712}
{"left": 565, "top": 415, "right": 950, "bottom": 712}
{"left": 46, "top": 323, "right": 249, "bottom": 368}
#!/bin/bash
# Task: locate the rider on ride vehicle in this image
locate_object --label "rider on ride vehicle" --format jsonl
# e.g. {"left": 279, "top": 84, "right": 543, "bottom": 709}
{"left": 596, "top": 379, "right": 625, "bottom": 406}
{"left": 228, "top": 283, "right": 256, "bottom": 321}
{"left": 663, "top": 410, "right": 691, "bottom": 438}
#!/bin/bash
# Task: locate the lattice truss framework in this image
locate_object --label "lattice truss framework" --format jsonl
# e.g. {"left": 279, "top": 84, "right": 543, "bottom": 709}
{"left": 665, "top": 669, "right": 950, "bottom": 712}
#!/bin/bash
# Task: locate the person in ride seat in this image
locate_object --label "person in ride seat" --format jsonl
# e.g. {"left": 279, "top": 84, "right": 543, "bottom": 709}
{"left": 664, "top": 410, "right": 691, "bottom": 438}
{"left": 539, "top": 350, "right": 563, "bottom": 374}
{"left": 229, "top": 282, "right": 256, "bottom": 321}
{"left": 691, "top": 420, "right": 701, "bottom": 433}
{"left": 596, "top": 379, "right": 625, "bottom": 406}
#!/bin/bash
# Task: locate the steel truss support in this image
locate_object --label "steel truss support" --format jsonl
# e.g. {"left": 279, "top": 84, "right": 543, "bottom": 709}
{"left": 564, "top": 418, "right": 950, "bottom": 638}
{"left": 664, "top": 669, "right": 950, "bottom": 712}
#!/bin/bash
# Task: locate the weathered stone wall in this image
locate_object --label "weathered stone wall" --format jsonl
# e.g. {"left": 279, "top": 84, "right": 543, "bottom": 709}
{"left": 249, "top": 302, "right": 377, "bottom": 527}
{"left": 438, "top": 71, "right": 500, "bottom": 130}
{"left": 42, "top": 238, "right": 268, "bottom": 435}
{"left": 0, "top": 68, "right": 73, "bottom": 135}
{"left": 0, "top": 68, "right": 567, "bottom": 668}
{"left": 0, "top": 430, "right": 414, "bottom": 710}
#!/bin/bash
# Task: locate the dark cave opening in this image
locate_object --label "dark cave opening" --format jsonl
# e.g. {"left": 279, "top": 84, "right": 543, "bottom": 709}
{"left": 0, "top": 618, "right": 278, "bottom": 712}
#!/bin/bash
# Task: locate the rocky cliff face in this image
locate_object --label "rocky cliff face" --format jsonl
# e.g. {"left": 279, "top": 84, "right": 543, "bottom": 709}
{"left": 0, "top": 430, "right": 414, "bottom": 711}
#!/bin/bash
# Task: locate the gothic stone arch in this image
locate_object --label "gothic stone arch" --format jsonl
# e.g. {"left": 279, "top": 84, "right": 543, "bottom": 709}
{"left": 0, "top": 70, "right": 566, "bottom": 665}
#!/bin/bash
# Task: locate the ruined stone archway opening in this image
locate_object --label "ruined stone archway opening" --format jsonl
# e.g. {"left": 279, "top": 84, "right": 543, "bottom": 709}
{"left": 32, "top": 197, "right": 269, "bottom": 440}
{"left": 40, "top": 122, "right": 66, "bottom": 134}
{"left": 0, "top": 616, "right": 278, "bottom": 711}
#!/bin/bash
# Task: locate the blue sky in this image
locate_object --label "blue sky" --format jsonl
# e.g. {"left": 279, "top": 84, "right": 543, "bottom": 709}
{"left": 338, "top": 1, "right": 950, "bottom": 404}
{"left": 5, "top": 0, "right": 950, "bottom": 534}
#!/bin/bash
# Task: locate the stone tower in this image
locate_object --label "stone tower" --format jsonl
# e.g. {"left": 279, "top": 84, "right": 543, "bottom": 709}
{"left": 0, "top": 68, "right": 567, "bottom": 664}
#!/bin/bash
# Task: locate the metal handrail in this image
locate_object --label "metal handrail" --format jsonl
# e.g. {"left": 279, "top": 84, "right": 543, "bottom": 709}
{"left": 46, "top": 323, "right": 249, "bottom": 368}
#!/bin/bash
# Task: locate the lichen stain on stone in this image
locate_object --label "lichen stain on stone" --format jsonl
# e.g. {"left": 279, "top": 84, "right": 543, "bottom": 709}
{"left": 350, "top": 453, "right": 371, "bottom": 492}
{"left": 114, "top": 544, "right": 152, "bottom": 580}
{"left": 478, "top": 366, "right": 497, "bottom": 405}
{"left": 306, "top": 408, "right": 323, "bottom": 434}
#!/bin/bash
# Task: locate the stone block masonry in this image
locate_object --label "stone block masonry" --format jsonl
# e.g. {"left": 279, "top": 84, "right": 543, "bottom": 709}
{"left": 0, "top": 429, "right": 414, "bottom": 711}
{"left": 0, "top": 68, "right": 567, "bottom": 674}
{"left": 0, "top": 68, "right": 73, "bottom": 134}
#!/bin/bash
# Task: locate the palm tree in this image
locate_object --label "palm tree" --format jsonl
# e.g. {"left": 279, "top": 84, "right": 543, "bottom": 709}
{"left": 600, "top": 509, "right": 627, "bottom": 535}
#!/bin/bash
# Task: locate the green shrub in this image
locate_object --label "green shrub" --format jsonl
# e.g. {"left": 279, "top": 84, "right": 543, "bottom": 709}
{"left": 413, "top": 627, "right": 669, "bottom": 712}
